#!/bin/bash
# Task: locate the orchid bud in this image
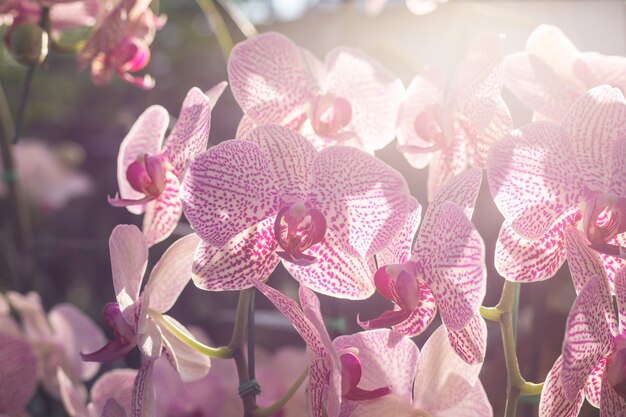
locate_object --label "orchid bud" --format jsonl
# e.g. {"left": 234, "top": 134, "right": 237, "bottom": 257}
{"left": 9, "top": 22, "right": 49, "bottom": 66}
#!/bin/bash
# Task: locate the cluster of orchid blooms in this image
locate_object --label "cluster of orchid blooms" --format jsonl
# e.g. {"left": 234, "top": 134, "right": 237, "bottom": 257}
{"left": 2, "top": 2, "right": 626, "bottom": 416}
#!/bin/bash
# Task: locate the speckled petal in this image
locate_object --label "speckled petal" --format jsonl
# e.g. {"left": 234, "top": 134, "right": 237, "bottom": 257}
{"left": 131, "top": 360, "right": 155, "bottom": 417}
{"left": 446, "top": 314, "right": 487, "bottom": 365}
{"left": 163, "top": 88, "right": 213, "bottom": 177}
{"left": 561, "top": 278, "right": 614, "bottom": 401}
{"left": 228, "top": 32, "right": 315, "bottom": 126}
{"left": 495, "top": 212, "right": 577, "bottom": 283}
{"left": 423, "top": 202, "right": 486, "bottom": 331}
{"left": 193, "top": 218, "right": 279, "bottom": 291}
{"left": 563, "top": 85, "right": 626, "bottom": 191}
{"left": 0, "top": 332, "right": 38, "bottom": 416}
{"left": 487, "top": 122, "right": 584, "bottom": 241}
{"left": 91, "top": 369, "right": 137, "bottom": 417}
{"left": 600, "top": 371, "right": 626, "bottom": 417}
{"left": 181, "top": 139, "right": 280, "bottom": 247}
{"left": 377, "top": 197, "right": 422, "bottom": 266}
{"left": 584, "top": 354, "right": 608, "bottom": 408}
{"left": 310, "top": 145, "right": 411, "bottom": 258}
{"left": 142, "top": 171, "right": 183, "bottom": 247}
{"left": 539, "top": 355, "right": 585, "bottom": 417}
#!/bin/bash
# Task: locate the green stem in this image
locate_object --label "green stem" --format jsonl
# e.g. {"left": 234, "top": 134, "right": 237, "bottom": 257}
{"left": 215, "top": 0, "right": 258, "bottom": 38}
{"left": 252, "top": 366, "right": 308, "bottom": 417}
{"left": 149, "top": 310, "right": 233, "bottom": 358}
{"left": 0, "top": 82, "right": 32, "bottom": 256}
{"left": 195, "top": 0, "right": 234, "bottom": 60}
{"left": 229, "top": 288, "right": 258, "bottom": 416}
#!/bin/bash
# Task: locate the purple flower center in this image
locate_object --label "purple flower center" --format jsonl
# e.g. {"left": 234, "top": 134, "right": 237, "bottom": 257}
{"left": 583, "top": 191, "right": 626, "bottom": 259}
{"left": 126, "top": 153, "right": 167, "bottom": 198}
{"left": 310, "top": 93, "right": 353, "bottom": 139}
{"left": 111, "top": 37, "right": 151, "bottom": 73}
{"left": 398, "top": 104, "right": 455, "bottom": 155}
{"left": 340, "top": 349, "right": 391, "bottom": 401}
{"left": 274, "top": 201, "right": 327, "bottom": 266}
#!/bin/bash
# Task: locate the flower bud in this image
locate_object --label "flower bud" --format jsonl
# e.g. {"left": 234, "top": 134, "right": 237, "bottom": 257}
{"left": 9, "top": 23, "right": 49, "bottom": 66}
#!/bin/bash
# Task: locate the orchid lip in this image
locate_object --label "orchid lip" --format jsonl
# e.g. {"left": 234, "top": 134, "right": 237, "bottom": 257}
{"left": 583, "top": 190, "right": 626, "bottom": 257}
{"left": 273, "top": 201, "right": 327, "bottom": 266}
{"left": 340, "top": 351, "right": 391, "bottom": 401}
{"left": 310, "top": 93, "right": 353, "bottom": 138}
{"left": 81, "top": 303, "right": 137, "bottom": 362}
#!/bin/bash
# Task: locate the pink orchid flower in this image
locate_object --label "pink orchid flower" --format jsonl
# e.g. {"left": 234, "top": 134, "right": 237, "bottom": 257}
{"left": 488, "top": 85, "right": 626, "bottom": 285}
{"left": 397, "top": 34, "right": 512, "bottom": 199}
{"left": 110, "top": 84, "right": 225, "bottom": 247}
{"left": 81, "top": 225, "right": 208, "bottom": 379}
{"left": 6, "top": 291, "right": 106, "bottom": 398}
{"left": 182, "top": 124, "right": 416, "bottom": 300}
{"left": 539, "top": 228, "right": 626, "bottom": 416}
{"left": 0, "top": 330, "right": 38, "bottom": 416}
{"left": 358, "top": 168, "right": 487, "bottom": 364}
{"left": 251, "top": 280, "right": 415, "bottom": 417}
{"left": 228, "top": 32, "right": 404, "bottom": 153}
{"left": 77, "top": 0, "right": 165, "bottom": 89}
{"left": 366, "top": 0, "right": 447, "bottom": 16}
{"left": 0, "top": 0, "right": 98, "bottom": 46}
{"left": 505, "top": 25, "right": 626, "bottom": 122}
{"left": 58, "top": 367, "right": 136, "bottom": 417}
{"left": 346, "top": 326, "right": 492, "bottom": 417}
{"left": 0, "top": 139, "right": 93, "bottom": 212}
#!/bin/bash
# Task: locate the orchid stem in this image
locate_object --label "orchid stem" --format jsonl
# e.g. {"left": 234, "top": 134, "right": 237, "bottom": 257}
{"left": 252, "top": 366, "right": 308, "bottom": 417}
{"left": 247, "top": 288, "right": 257, "bottom": 400}
{"left": 195, "top": 0, "right": 234, "bottom": 60}
{"left": 149, "top": 310, "right": 233, "bottom": 358}
{"left": 13, "top": 64, "right": 36, "bottom": 144}
{"left": 215, "top": 0, "right": 258, "bottom": 38}
{"left": 0, "top": 82, "right": 32, "bottom": 258}
{"left": 493, "top": 281, "right": 543, "bottom": 417}
{"left": 229, "top": 288, "right": 258, "bottom": 416}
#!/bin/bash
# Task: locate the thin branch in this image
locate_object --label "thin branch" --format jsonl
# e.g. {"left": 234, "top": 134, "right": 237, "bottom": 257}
{"left": 195, "top": 0, "right": 234, "bottom": 60}
{"left": 13, "top": 64, "right": 36, "bottom": 144}
{"left": 252, "top": 366, "right": 308, "bottom": 417}
{"left": 215, "top": 0, "right": 258, "bottom": 38}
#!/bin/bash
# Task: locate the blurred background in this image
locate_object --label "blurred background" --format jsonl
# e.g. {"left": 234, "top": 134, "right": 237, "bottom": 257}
{"left": 1, "top": 1, "right": 624, "bottom": 416}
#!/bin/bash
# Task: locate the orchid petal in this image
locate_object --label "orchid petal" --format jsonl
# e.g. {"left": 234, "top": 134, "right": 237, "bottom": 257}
{"left": 48, "top": 304, "right": 106, "bottom": 381}
{"left": 6, "top": 291, "right": 53, "bottom": 341}
{"left": 377, "top": 197, "right": 422, "bottom": 266}
{"left": 57, "top": 369, "right": 88, "bottom": 417}
{"left": 311, "top": 145, "right": 412, "bottom": 258}
{"left": 0, "top": 332, "right": 38, "bottom": 416}
{"left": 243, "top": 125, "right": 317, "bottom": 201}
{"left": 584, "top": 354, "right": 608, "bottom": 408}
{"left": 446, "top": 314, "right": 487, "bottom": 365}
{"left": 142, "top": 171, "right": 182, "bottom": 247}
{"left": 345, "top": 395, "right": 414, "bottom": 417}
{"left": 181, "top": 139, "right": 280, "bottom": 247}
{"left": 565, "top": 227, "right": 616, "bottom": 299}
{"left": 422, "top": 202, "right": 486, "bottom": 331}
{"left": 397, "top": 66, "right": 445, "bottom": 169}
{"left": 163, "top": 87, "right": 213, "bottom": 177}
{"left": 600, "top": 371, "right": 626, "bottom": 417}
{"left": 117, "top": 106, "right": 169, "bottom": 215}
{"left": 615, "top": 268, "right": 626, "bottom": 333}
{"left": 228, "top": 32, "right": 315, "bottom": 126}
{"left": 538, "top": 355, "right": 585, "bottom": 417}
{"left": 308, "top": 358, "right": 331, "bottom": 417}
{"left": 144, "top": 233, "right": 200, "bottom": 313}
{"left": 495, "top": 212, "right": 577, "bottom": 282}
{"left": 561, "top": 278, "right": 614, "bottom": 400}
{"left": 426, "top": 135, "right": 468, "bottom": 200}
{"left": 192, "top": 218, "right": 280, "bottom": 291}
{"left": 91, "top": 369, "right": 136, "bottom": 417}
{"left": 285, "top": 232, "right": 377, "bottom": 300}
{"left": 205, "top": 81, "right": 228, "bottom": 107}
{"left": 435, "top": 381, "right": 492, "bottom": 417}
{"left": 333, "top": 329, "right": 418, "bottom": 403}
{"left": 389, "top": 286, "right": 437, "bottom": 337}
{"left": 599, "top": 233, "right": 626, "bottom": 287}
{"left": 137, "top": 318, "right": 163, "bottom": 360}
{"left": 413, "top": 326, "right": 482, "bottom": 412}
{"left": 324, "top": 47, "right": 404, "bottom": 151}
{"left": 418, "top": 167, "right": 482, "bottom": 250}
{"left": 577, "top": 52, "right": 626, "bottom": 92}
{"left": 609, "top": 138, "right": 626, "bottom": 197}
{"left": 563, "top": 85, "right": 626, "bottom": 191}
{"left": 487, "top": 122, "right": 584, "bottom": 240}
{"left": 451, "top": 33, "right": 505, "bottom": 134}
{"left": 236, "top": 114, "right": 257, "bottom": 139}
{"left": 81, "top": 338, "right": 136, "bottom": 363}
{"left": 110, "top": 224, "right": 147, "bottom": 326}
{"left": 464, "top": 96, "right": 513, "bottom": 169}
{"left": 131, "top": 360, "right": 155, "bottom": 417}
{"left": 158, "top": 315, "right": 211, "bottom": 382}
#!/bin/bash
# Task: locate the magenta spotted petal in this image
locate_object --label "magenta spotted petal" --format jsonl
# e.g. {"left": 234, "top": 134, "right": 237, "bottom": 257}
{"left": 539, "top": 355, "right": 585, "bottom": 417}
{"left": 446, "top": 314, "right": 488, "bottom": 365}
{"left": 0, "top": 332, "right": 38, "bottom": 416}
